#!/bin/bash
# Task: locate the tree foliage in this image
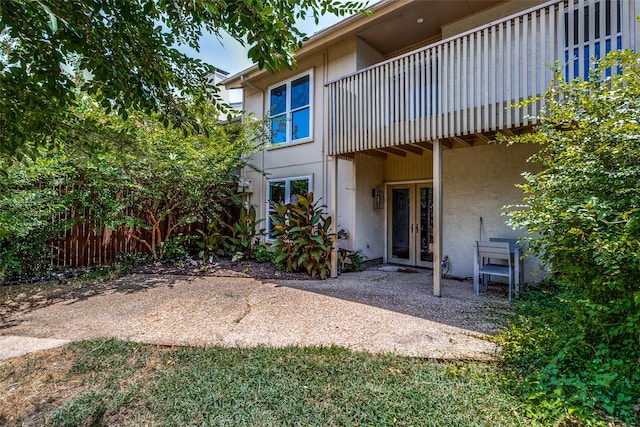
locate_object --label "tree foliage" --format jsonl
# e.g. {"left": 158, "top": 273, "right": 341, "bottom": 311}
{"left": 508, "top": 50, "right": 640, "bottom": 307}
{"left": 0, "top": 0, "right": 367, "bottom": 159}
{"left": 0, "top": 98, "right": 264, "bottom": 280}
{"left": 503, "top": 50, "right": 640, "bottom": 424}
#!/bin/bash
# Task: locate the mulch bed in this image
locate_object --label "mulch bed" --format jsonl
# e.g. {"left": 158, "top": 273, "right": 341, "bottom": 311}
{"left": 131, "top": 257, "right": 315, "bottom": 281}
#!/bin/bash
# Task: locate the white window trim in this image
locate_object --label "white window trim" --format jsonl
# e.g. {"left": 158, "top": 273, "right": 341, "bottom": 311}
{"left": 267, "top": 70, "right": 314, "bottom": 146}
{"left": 265, "top": 175, "right": 313, "bottom": 241}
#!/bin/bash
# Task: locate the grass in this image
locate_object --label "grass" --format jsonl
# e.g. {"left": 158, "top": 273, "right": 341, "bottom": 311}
{"left": 0, "top": 338, "right": 530, "bottom": 426}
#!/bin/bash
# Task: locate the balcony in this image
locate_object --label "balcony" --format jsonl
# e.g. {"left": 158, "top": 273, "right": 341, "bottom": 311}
{"left": 326, "top": 0, "right": 631, "bottom": 157}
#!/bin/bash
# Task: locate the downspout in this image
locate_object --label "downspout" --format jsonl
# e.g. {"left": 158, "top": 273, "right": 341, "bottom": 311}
{"left": 322, "top": 49, "right": 328, "bottom": 213}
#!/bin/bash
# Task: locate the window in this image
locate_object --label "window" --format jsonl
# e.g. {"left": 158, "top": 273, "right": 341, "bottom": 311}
{"left": 269, "top": 72, "right": 312, "bottom": 145}
{"left": 564, "top": 0, "right": 622, "bottom": 81}
{"left": 266, "top": 176, "right": 312, "bottom": 239}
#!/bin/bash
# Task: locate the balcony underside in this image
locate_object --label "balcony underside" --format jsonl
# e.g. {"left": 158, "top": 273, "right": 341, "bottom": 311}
{"left": 336, "top": 124, "right": 534, "bottom": 160}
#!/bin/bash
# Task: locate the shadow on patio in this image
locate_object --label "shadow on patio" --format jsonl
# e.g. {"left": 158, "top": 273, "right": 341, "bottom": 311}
{"left": 270, "top": 265, "right": 514, "bottom": 336}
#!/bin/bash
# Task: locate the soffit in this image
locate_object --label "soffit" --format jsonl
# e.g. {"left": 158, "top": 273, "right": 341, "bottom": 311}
{"left": 357, "top": 0, "right": 502, "bottom": 56}
{"left": 223, "top": 0, "right": 504, "bottom": 87}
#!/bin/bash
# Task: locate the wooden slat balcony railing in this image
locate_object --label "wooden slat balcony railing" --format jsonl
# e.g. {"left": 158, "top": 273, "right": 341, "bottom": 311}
{"left": 326, "top": 0, "right": 633, "bottom": 156}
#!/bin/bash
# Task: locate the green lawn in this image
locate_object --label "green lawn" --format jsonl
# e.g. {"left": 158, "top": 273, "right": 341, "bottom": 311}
{"left": 1, "top": 339, "right": 529, "bottom": 426}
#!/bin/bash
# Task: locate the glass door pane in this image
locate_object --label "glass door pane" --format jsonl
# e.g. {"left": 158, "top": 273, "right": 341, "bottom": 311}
{"left": 391, "top": 188, "right": 410, "bottom": 260}
{"left": 419, "top": 187, "right": 434, "bottom": 264}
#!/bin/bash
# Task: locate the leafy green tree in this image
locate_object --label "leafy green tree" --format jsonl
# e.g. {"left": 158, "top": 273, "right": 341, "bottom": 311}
{"left": 504, "top": 50, "right": 640, "bottom": 424}
{"left": 509, "top": 50, "right": 640, "bottom": 312}
{"left": 74, "top": 101, "right": 265, "bottom": 260}
{"left": 0, "top": 0, "right": 367, "bottom": 159}
{"left": 0, "top": 98, "right": 265, "bottom": 279}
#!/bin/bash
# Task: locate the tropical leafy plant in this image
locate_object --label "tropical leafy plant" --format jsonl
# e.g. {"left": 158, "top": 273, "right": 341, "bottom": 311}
{"left": 197, "top": 220, "right": 227, "bottom": 261}
{"left": 224, "top": 205, "right": 265, "bottom": 262}
{"left": 270, "top": 192, "right": 334, "bottom": 279}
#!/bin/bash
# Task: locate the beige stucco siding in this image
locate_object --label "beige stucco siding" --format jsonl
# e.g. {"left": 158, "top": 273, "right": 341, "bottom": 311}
{"left": 240, "top": 39, "right": 360, "bottom": 245}
{"left": 350, "top": 143, "right": 542, "bottom": 279}
{"left": 353, "top": 154, "right": 386, "bottom": 260}
{"left": 441, "top": 143, "right": 541, "bottom": 280}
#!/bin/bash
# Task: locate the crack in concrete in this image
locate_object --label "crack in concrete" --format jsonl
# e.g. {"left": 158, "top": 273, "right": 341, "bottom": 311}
{"left": 232, "top": 288, "right": 278, "bottom": 324}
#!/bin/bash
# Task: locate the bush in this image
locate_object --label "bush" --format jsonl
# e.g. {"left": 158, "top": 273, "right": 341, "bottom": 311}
{"left": 507, "top": 51, "right": 640, "bottom": 322}
{"left": 0, "top": 237, "right": 54, "bottom": 282}
{"left": 254, "top": 245, "right": 274, "bottom": 263}
{"left": 339, "top": 249, "right": 367, "bottom": 273}
{"left": 503, "top": 51, "right": 640, "bottom": 425}
{"left": 224, "top": 205, "right": 264, "bottom": 262}
{"left": 499, "top": 278, "right": 640, "bottom": 425}
{"left": 159, "top": 235, "right": 193, "bottom": 260}
{"left": 270, "top": 192, "right": 333, "bottom": 279}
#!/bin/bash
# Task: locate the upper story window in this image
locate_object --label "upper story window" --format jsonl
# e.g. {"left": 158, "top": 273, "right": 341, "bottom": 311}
{"left": 269, "top": 72, "right": 313, "bottom": 145}
{"left": 564, "top": 0, "right": 621, "bottom": 80}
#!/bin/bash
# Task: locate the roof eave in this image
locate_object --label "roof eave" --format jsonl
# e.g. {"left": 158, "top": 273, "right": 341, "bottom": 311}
{"left": 221, "top": 0, "right": 402, "bottom": 88}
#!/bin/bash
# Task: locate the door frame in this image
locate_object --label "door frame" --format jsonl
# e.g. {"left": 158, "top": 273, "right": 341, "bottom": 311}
{"left": 384, "top": 180, "right": 433, "bottom": 268}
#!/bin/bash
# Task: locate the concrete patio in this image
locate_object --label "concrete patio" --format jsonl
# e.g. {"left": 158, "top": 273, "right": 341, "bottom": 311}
{"left": 0, "top": 266, "right": 512, "bottom": 361}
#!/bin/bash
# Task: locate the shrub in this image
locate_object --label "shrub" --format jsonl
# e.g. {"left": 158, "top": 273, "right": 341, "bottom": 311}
{"left": 339, "top": 249, "right": 367, "bottom": 273}
{"left": 270, "top": 192, "right": 334, "bottom": 279}
{"left": 499, "top": 278, "right": 640, "bottom": 425}
{"left": 159, "top": 235, "right": 192, "bottom": 260}
{"left": 254, "top": 245, "right": 274, "bottom": 263}
{"left": 224, "top": 205, "right": 264, "bottom": 262}
{"left": 503, "top": 50, "right": 640, "bottom": 425}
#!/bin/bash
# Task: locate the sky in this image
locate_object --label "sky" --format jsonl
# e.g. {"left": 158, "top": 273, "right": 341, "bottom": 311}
{"left": 177, "top": 12, "right": 353, "bottom": 76}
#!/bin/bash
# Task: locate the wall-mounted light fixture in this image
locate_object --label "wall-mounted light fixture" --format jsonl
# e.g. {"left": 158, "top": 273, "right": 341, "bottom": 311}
{"left": 372, "top": 189, "right": 383, "bottom": 209}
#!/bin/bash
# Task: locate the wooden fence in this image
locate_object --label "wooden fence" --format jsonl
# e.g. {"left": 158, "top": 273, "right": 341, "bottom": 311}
{"left": 48, "top": 206, "right": 238, "bottom": 269}
{"left": 48, "top": 218, "right": 203, "bottom": 268}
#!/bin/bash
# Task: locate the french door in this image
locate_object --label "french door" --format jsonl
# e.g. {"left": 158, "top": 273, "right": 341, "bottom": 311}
{"left": 387, "top": 184, "right": 433, "bottom": 267}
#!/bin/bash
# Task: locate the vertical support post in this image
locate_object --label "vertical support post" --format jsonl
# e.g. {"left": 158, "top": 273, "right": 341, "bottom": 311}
{"left": 432, "top": 140, "right": 443, "bottom": 296}
{"left": 331, "top": 155, "right": 339, "bottom": 278}
{"left": 329, "top": 79, "right": 339, "bottom": 279}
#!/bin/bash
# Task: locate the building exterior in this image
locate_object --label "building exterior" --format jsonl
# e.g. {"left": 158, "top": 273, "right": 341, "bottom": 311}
{"left": 223, "top": 0, "right": 639, "bottom": 295}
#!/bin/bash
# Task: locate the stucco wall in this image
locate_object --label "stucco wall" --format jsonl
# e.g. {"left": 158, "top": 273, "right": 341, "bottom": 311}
{"left": 239, "top": 38, "right": 360, "bottom": 245}
{"left": 441, "top": 143, "right": 542, "bottom": 280}
{"left": 353, "top": 153, "right": 385, "bottom": 260}
{"left": 335, "top": 159, "right": 356, "bottom": 251}
{"left": 356, "top": 37, "right": 385, "bottom": 71}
